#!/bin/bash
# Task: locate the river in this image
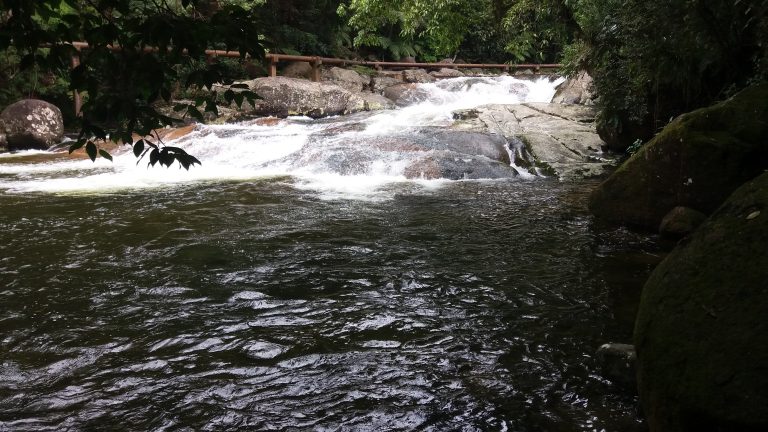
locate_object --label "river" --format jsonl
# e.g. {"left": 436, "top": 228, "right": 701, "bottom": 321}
{"left": 0, "top": 76, "right": 659, "bottom": 431}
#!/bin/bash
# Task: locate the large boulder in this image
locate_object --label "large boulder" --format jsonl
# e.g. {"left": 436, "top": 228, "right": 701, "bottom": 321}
{"left": 244, "top": 77, "right": 367, "bottom": 118}
{"left": 589, "top": 83, "right": 768, "bottom": 229}
{"left": 322, "top": 67, "right": 369, "bottom": 93}
{"left": 358, "top": 93, "right": 396, "bottom": 111}
{"left": 1, "top": 99, "right": 64, "bottom": 151}
{"left": 452, "top": 103, "right": 615, "bottom": 179}
{"left": 552, "top": 71, "right": 594, "bottom": 105}
{"left": 634, "top": 171, "right": 768, "bottom": 432}
{"left": 403, "top": 68, "right": 436, "bottom": 84}
{"left": 281, "top": 61, "right": 313, "bottom": 79}
{"left": 371, "top": 76, "right": 402, "bottom": 94}
{"left": 383, "top": 83, "right": 430, "bottom": 107}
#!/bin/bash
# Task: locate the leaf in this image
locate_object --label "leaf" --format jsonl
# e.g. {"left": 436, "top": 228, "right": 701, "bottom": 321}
{"left": 149, "top": 148, "right": 160, "bottom": 166}
{"left": 85, "top": 141, "right": 97, "bottom": 161}
{"left": 99, "top": 149, "right": 113, "bottom": 161}
{"left": 69, "top": 140, "right": 86, "bottom": 154}
{"left": 133, "top": 140, "right": 145, "bottom": 157}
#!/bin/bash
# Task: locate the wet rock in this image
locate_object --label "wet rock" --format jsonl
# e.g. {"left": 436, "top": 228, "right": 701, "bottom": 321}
{"left": 383, "top": 83, "right": 430, "bottom": 107}
{"left": 359, "top": 93, "right": 396, "bottom": 111}
{"left": 404, "top": 151, "right": 518, "bottom": 180}
{"left": 412, "top": 129, "right": 511, "bottom": 164}
{"left": 658, "top": 206, "right": 707, "bottom": 238}
{"left": 243, "top": 77, "right": 368, "bottom": 118}
{"left": 453, "top": 103, "right": 614, "bottom": 179}
{"left": 323, "top": 66, "right": 369, "bottom": 93}
{"left": 403, "top": 69, "right": 436, "bottom": 84}
{"left": 552, "top": 71, "right": 594, "bottom": 105}
{"left": 589, "top": 83, "right": 768, "bottom": 230}
{"left": 634, "top": 172, "right": 768, "bottom": 432}
{"left": 596, "top": 343, "right": 637, "bottom": 388}
{"left": 1, "top": 99, "right": 64, "bottom": 151}
{"left": 282, "top": 61, "right": 313, "bottom": 79}
{"left": 452, "top": 109, "right": 479, "bottom": 121}
{"left": 431, "top": 68, "right": 465, "bottom": 78}
{"left": 371, "top": 76, "right": 402, "bottom": 94}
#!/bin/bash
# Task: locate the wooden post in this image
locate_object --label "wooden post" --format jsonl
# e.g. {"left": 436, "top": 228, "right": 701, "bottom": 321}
{"left": 311, "top": 57, "right": 322, "bottom": 82}
{"left": 269, "top": 56, "right": 277, "bottom": 78}
{"left": 70, "top": 50, "right": 82, "bottom": 117}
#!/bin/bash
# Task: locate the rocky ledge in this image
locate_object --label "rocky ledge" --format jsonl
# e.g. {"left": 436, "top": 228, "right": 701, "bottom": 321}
{"left": 452, "top": 103, "right": 616, "bottom": 180}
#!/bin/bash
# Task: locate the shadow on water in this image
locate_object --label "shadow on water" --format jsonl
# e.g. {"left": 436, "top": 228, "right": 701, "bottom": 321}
{"left": 0, "top": 178, "right": 660, "bottom": 431}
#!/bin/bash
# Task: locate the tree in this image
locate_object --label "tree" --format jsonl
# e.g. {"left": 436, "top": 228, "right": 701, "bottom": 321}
{"left": 0, "top": 0, "right": 264, "bottom": 167}
{"left": 567, "top": 0, "right": 768, "bottom": 149}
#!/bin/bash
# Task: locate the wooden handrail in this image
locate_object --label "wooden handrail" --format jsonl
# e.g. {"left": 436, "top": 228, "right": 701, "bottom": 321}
{"left": 62, "top": 42, "right": 561, "bottom": 114}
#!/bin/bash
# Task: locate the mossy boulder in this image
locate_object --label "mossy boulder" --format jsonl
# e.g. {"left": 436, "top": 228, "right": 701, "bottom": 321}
{"left": 589, "top": 83, "right": 768, "bottom": 229}
{"left": 634, "top": 172, "right": 768, "bottom": 432}
{"left": 658, "top": 206, "right": 708, "bottom": 238}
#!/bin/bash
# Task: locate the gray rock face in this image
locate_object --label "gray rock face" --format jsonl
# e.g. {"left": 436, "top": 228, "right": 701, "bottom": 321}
{"left": 383, "top": 83, "right": 430, "bottom": 107}
{"left": 403, "top": 69, "right": 436, "bottom": 84}
{"left": 1, "top": 99, "right": 64, "bottom": 151}
{"left": 359, "top": 93, "right": 396, "bottom": 111}
{"left": 431, "top": 68, "right": 464, "bottom": 78}
{"left": 552, "top": 71, "right": 594, "bottom": 105}
{"left": 245, "top": 77, "right": 368, "bottom": 118}
{"left": 658, "top": 206, "right": 708, "bottom": 238}
{"left": 323, "top": 67, "right": 369, "bottom": 93}
{"left": 371, "top": 76, "right": 402, "bottom": 94}
{"left": 452, "top": 103, "right": 615, "bottom": 179}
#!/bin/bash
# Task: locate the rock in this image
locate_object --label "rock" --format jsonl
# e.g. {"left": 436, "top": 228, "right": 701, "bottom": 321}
{"left": 658, "top": 206, "right": 708, "bottom": 238}
{"left": 452, "top": 102, "right": 615, "bottom": 179}
{"left": 322, "top": 67, "right": 369, "bottom": 93}
{"left": 589, "top": 83, "right": 768, "bottom": 230}
{"left": 552, "top": 71, "right": 594, "bottom": 105}
{"left": 634, "top": 171, "right": 768, "bottom": 432}
{"left": 244, "top": 77, "right": 368, "bottom": 118}
{"left": 371, "top": 76, "right": 402, "bottom": 94}
{"left": 0, "top": 99, "right": 65, "bottom": 151}
{"left": 403, "top": 69, "right": 436, "bottom": 84}
{"left": 359, "top": 93, "right": 396, "bottom": 111}
{"left": 598, "top": 116, "right": 652, "bottom": 154}
{"left": 0, "top": 131, "right": 6, "bottom": 152}
{"left": 282, "top": 61, "right": 313, "bottom": 79}
{"left": 383, "top": 83, "right": 430, "bottom": 107}
{"left": 404, "top": 151, "right": 518, "bottom": 180}
{"left": 431, "top": 68, "right": 465, "bottom": 78}
{"left": 596, "top": 343, "right": 637, "bottom": 388}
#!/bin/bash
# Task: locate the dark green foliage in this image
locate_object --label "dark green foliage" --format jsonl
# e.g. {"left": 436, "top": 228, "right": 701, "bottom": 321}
{"left": 0, "top": 0, "right": 263, "bottom": 167}
{"left": 258, "top": 0, "right": 351, "bottom": 57}
{"left": 572, "top": 0, "right": 768, "bottom": 149}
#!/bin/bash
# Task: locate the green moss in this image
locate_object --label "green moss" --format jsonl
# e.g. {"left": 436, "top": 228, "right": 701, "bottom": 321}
{"left": 589, "top": 82, "right": 768, "bottom": 229}
{"left": 634, "top": 172, "right": 768, "bottom": 431}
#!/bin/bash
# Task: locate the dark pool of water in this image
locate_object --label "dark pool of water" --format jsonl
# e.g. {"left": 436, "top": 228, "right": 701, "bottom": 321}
{"left": 0, "top": 178, "right": 661, "bottom": 431}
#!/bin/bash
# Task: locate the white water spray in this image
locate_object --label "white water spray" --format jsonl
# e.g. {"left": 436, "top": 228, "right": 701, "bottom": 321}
{"left": 0, "top": 76, "right": 564, "bottom": 197}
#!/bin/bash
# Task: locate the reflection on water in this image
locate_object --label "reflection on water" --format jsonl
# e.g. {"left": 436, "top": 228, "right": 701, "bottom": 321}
{"left": 0, "top": 179, "right": 658, "bottom": 431}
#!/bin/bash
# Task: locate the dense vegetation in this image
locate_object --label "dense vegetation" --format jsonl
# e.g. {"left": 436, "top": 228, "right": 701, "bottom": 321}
{"left": 1, "top": 0, "right": 766, "bottom": 157}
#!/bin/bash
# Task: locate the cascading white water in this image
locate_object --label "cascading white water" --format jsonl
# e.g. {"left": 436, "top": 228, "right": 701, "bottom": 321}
{"left": 0, "top": 76, "right": 564, "bottom": 197}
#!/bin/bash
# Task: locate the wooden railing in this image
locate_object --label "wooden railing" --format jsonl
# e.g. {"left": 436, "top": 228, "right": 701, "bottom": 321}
{"left": 64, "top": 42, "right": 562, "bottom": 114}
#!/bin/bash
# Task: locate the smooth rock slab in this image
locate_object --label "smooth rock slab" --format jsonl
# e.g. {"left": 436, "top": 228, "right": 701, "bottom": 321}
{"left": 452, "top": 102, "right": 614, "bottom": 179}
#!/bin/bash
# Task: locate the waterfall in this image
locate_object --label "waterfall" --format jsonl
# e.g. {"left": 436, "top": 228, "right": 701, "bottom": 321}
{"left": 0, "top": 76, "right": 564, "bottom": 197}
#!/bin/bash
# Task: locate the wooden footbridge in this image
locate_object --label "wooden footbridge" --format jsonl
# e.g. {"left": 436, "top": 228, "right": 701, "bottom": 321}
{"left": 66, "top": 42, "right": 561, "bottom": 113}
